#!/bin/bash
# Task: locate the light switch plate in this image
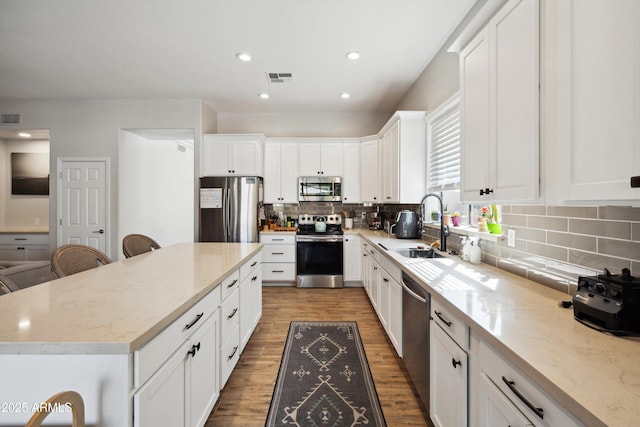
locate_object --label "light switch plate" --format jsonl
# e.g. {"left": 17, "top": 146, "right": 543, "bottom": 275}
{"left": 507, "top": 229, "right": 516, "bottom": 247}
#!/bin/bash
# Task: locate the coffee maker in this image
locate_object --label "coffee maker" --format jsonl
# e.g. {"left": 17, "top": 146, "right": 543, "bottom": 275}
{"left": 367, "top": 211, "right": 383, "bottom": 230}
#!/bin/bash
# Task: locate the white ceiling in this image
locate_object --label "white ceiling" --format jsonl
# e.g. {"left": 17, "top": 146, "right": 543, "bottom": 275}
{"left": 0, "top": 0, "right": 477, "bottom": 115}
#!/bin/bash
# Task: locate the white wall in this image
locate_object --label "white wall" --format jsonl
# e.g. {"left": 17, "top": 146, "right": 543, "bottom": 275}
{"left": 217, "top": 111, "right": 391, "bottom": 137}
{"left": 0, "top": 139, "right": 50, "bottom": 228}
{"left": 119, "top": 131, "right": 194, "bottom": 259}
{"left": 0, "top": 99, "right": 203, "bottom": 258}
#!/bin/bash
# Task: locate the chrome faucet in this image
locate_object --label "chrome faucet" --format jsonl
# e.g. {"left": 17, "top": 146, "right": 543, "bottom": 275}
{"left": 419, "top": 193, "right": 448, "bottom": 252}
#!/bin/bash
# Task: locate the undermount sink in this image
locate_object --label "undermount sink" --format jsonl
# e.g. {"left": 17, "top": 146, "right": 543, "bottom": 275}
{"left": 393, "top": 248, "right": 445, "bottom": 259}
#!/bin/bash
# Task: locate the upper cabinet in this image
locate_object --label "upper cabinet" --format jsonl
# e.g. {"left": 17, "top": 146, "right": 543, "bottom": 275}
{"left": 548, "top": 0, "right": 640, "bottom": 202}
{"left": 459, "top": 0, "right": 539, "bottom": 203}
{"left": 201, "top": 134, "right": 264, "bottom": 177}
{"left": 342, "top": 141, "right": 361, "bottom": 203}
{"left": 378, "top": 111, "right": 427, "bottom": 204}
{"left": 360, "top": 137, "right": 380, "bottom": 203}
{"left": 298, "top": 141, "right": 344, "bottom": 176}
{"left": 263, "top": 140, "right": 299, "bottom": 204}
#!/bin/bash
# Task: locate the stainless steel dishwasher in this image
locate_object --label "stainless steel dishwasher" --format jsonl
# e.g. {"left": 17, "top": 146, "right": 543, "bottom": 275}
{"left": 401, "top": 271, "right": 431, "bottom": 412}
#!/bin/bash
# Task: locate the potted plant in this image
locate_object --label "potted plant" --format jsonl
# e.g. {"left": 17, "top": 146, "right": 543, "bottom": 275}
{"left": 480, "top": 205, "right": 502, "bottom": 234}
{"left": 451, "top": 212, "right": 462, "bottom": 227}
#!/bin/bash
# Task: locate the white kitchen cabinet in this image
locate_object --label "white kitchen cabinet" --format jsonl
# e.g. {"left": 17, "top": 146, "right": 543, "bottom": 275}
{"left": 260, "top": 232, "right": 296, "bottom": 284}
{"left": 342, "top": 142, "right": 361, "bottom": 203}
{"left": 430, "top": 298, "right": 469, "bottom": 427}
{"left": 187, "top": 313, "right": 219, "bottom": 427}
{"left": 361, "top": 241, "right": 372, "bottom": 297}
{"left": 201, "top": 134, "right": 264, "bottom": 177}
{"left": 430, "top": 318, "right": 468, "bottom": 427}
{"left": 377, "top": 111, "right": 427, "bottom": 203}
{"left": 471, "top": 333, "right": 583, "bottom": 427}
{"left": 263, "top": 141, "right": 299, "bottom": 203}
{"left": 298, "top": 141, "right": 344, "bottom": 176}
{"left": 550, "top": 0, "right": 640, "bottom": 202}
{"left": 459, "top": 0, "right": 539, "bottom": 203}
{"left": 378, "top": 255, "right": 402, "bottom": 357}
{"left": 218, "top": 273, "right": 240, "bottom": 388}
{"left": 343, "top": 234, "right": 362, "bottom": 282}
{"left": 359, "top": 137, "right": 380, "bottom": 203}
{"left": 0, "top": 233, "right": 49, "bottom": 261}
{"left": 239, "top": 252, "right": 262, "bottom": 352}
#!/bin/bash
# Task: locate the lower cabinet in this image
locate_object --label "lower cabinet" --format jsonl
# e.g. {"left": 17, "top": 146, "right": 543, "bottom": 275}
{"left": 343, "top": 234, "right": 362, "bottom": 282}
{"left": 134, "top": 312, "right": 219, "bottom": 427}
{"left": 475, "top": 372, "right": 534, "bottom": 427}
{"left": 260, "top": 232, "right": 296, "bottom": 284}
{"left": 239, "top": 251, "right": 262, "bottom": 352}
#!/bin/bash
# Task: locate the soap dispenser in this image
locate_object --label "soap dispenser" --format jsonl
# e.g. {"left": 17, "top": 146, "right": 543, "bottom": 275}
{"left": 469, "top": 239, "right": 482, "bottom": 264}
{"left": 461, "top": 237, "right": 470, "bottom": 262}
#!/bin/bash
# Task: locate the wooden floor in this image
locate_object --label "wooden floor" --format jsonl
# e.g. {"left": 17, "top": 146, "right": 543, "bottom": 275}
{"left": 206, "top": 286, "right": 431, "bottom": 426}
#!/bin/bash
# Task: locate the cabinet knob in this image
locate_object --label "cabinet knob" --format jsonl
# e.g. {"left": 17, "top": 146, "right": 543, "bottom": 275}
{"left": 479, "top": 188, "right": 494, "bottom": 196}
{"left": 451, "top": 358, "right": 461, "bottom": 369}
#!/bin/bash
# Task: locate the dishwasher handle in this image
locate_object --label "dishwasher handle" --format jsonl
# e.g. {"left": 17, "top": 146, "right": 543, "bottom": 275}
{"left": 401, "top": 279, "right": 427, "bottom": 304}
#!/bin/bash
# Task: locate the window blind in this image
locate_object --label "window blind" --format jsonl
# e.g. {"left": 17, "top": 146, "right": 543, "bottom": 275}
{"left": 427, "top": 94, "right": 460, "bottom": 192}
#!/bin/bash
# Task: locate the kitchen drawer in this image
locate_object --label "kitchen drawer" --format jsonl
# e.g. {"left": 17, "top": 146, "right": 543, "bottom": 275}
{"left": 0, "top": 233, "right": 48, "bottom": 245}
{"left": 220, "top": 287, "right": 240, "bottom": 344}
{"left": 220, "top": 270, "right": 240, "bottom": 301}
{"left": 478, "top": 339, "right": 582, "bottom": 427}
{"left": 262, "top": 263, "right": 296, "bottom": 281}
{"left": 240, "top": 251, "right": 261, "bottom": 281}
{"left": 262, "top": 245, "right": 295, "bottom": 263}
{"left": 431, "top": 298, "right": 469, "bottom": 351}
{"left": 260, "top": 233, "right": 296, "bottom": 244}
{"left": 134, "top": 286, "right": 221, "bottom": 388}
{"left": 220, "top": 324, "right": 240, "bottom": 387}
{"left": 379, "top": 253, "right": 401, "bottom": 279}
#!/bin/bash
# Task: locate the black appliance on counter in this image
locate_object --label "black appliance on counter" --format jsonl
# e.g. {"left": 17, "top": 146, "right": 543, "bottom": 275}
{"left": 573, "top": 268, "right": 640, "bottom": 334}
{"left": 296, "top": 214, "right": 344, "bottom": 288}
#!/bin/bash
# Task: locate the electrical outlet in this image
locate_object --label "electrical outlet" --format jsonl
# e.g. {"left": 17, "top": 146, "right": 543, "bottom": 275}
{"left": 507, "top": 229, "right": 516, "bottom": 247}
{"left": 34, "top": 218, "right": 40, "bottom": 226}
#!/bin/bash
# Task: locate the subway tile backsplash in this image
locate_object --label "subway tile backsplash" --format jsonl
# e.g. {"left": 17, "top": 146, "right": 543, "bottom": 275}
{"left": 482, "top": 204, "right": 640, "bottom": 293}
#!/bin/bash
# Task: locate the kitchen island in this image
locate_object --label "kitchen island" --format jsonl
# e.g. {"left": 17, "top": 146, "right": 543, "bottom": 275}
{"left": 356, "top": 229, "right": 639, "bottom": 427}
{"left": 0, "top": 242, "right": 262, "bottom": 427}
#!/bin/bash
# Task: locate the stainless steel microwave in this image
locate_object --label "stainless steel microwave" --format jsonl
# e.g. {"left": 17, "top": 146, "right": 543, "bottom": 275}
{"left": 298, "top": 176, "right": 342, "bottom": 202}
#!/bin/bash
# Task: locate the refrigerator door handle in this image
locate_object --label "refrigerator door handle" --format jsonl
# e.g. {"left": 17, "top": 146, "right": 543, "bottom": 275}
{"left": 224, "top": 187, "right": 230, "bottom": 242}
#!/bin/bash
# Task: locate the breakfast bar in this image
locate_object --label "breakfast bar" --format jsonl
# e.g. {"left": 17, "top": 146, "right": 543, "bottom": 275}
{"left": 0, "top": 242, "right": 262, "bottom": 426}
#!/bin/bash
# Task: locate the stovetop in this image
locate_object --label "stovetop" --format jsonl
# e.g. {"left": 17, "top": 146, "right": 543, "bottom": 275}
{"left": 296, "top": 214, "right": 343, "bottom": 235}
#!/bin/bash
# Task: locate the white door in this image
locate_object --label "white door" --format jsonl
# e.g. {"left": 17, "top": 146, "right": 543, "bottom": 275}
{"left": 58, "top": 159, "right": 109, "bottom": 252}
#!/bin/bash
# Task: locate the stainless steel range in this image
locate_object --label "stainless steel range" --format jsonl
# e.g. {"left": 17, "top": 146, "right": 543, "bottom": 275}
{"left": 296, "top": 214, "right": 344, "bottom": 288}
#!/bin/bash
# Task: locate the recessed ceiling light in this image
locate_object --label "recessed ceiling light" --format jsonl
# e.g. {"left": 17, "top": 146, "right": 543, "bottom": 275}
{"left": 18, "top": 132, "right": 31, "bottom": 138}
{"left": 236, "top": 52, "right": 252, "bottom": 62}
{"left": 340, "top": 92, "right": 351, "bottom": 99}
{"left": 259, "top": 93, "right": 270, "bottom": 99}
{"left": 345, "top": 51, "right": 360, "bottom": 60}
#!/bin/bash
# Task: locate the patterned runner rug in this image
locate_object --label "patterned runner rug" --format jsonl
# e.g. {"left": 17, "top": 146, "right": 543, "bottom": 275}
{"left": 266, "top": 321, "right": 386, "bottom": 426}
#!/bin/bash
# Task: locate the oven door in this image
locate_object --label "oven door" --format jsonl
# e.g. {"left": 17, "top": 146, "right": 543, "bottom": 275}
{"left": 296, "top": 235, "right": 344, "bottom": 288}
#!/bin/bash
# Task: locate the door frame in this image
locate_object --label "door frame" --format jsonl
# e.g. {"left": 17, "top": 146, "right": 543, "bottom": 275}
{"left": 56, "top": 157, "right": 111, "bottom": 256}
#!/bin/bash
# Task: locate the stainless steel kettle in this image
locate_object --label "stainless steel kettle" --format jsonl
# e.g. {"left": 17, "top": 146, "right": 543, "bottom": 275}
{"left": 391, "top": 210, "right": 421, "bottom": 239}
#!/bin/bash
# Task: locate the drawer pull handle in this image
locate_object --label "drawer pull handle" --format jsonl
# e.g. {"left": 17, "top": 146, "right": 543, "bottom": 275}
{"left": 227, "top": 279, "right": 238, "bottom": 288}
{"left": 434, "top": 311, "right": 452, "bottom": 327}
{"left": 227, "top": 308, "right": 238, "bottom": 319}
{"left": 502, "top": 376, "right": 544, "bottom": 419}
{"left": 250, "top": 261, "right": 258, "bottom": 267}
{"left": 272, "top": 252, "right": 285, "bottom": 255}
{"left": 185, "top": 312, "right": 204, "bottom": 330}
{"left": 383, "top": 278, "right": 389, "bottom": 283}
{"left": 272, "top": 238, "right": 285, "bottom": 241}
{"left": 228, "top": 345, "right": 238, "bottom": 360}
{"left": 251, "top": 275, "right": 258, "bottom": 281}
{"left": 14, "top": 237, "right": 27, "bottom": 241}
{"left": 272, "top": 270, "right": 284, "bottom": 273}
{"left": 451, "top": 358, "right": 461, "bottom": 369}
{"left": 187, "top": 342, "right": 201, "bottom": 358}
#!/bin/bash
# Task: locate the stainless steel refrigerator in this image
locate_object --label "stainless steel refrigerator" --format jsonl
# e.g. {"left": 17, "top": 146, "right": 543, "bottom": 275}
{"left": 199, "top": 176, "right": 263, "bottom": 243}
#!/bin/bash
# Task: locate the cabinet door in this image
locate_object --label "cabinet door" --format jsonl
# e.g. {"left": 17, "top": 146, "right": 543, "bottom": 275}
{"left": 232, "top": 138, "right": 262, "bottom": 176}
{"left": 381, "top": 123, "right": 399, "bottom": 202}
{"left": 554, "top": 0, "right": 640, "bottom": 201}
{"left": 343, "top": 235, "right": 362, "bottom": 282}
{"left": 188, "top": 315, "right": 219, "bottom": 427}
{"left": 280, "top": 143, "right": 299, "bottom": 203}
{"left": 430, "top": 323, "right": 468, "bottom": 427}
{"left": 320, "top": 143, "right": 344, "bottom": 176}
{"left": 360, "top": 139, "right": 380, "bottom": 202}
{"left": 0, "top": 246, "right": 27, "bottom": 261}
{"left": 342, "top": 142, "right": 361, "bottom": 203}
{"left": 202, "top": 135, "right": 232, "bottom": 176}
{"left": 250, "top": 268, "right": 262, "bottom": 329}
{"left": 491, "top": 0, "right": 539, "bottom": 202}
{"left": 263, "top": 143, "right": 283, "bottom": 203}
{"left": 460, "top": 27, "right": 491, "bottom": 201}
{"left": 476, "top": 372, "right": 533, "bottom": 427}
{"left": 388, "top": 277, "right": 403, "bottom": 357}
{"left": 298, "top": 143, "right": 322, "bottom": 175}
{"left": 134, "top": 342, "right": 188, "bottom": 427}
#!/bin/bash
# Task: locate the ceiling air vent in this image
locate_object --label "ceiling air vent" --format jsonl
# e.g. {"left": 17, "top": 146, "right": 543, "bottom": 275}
{"left": 0, "top": 113, "right": 22, "bottom": 125}
{"left": 267, "top": 72, "right": 293, "bottom": 84}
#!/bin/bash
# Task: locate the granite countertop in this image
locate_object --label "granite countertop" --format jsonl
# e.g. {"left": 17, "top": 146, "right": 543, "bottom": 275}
{"left": 357, "top": 229, "right": 638, "bottom": 427}
{"left": 0, "top": 242, "right": 262, "bottom": 355}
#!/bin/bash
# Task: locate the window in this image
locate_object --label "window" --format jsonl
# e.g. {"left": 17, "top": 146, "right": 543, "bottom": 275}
{"left": 426, "top": 94, "right": 460, "bottom": 192}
